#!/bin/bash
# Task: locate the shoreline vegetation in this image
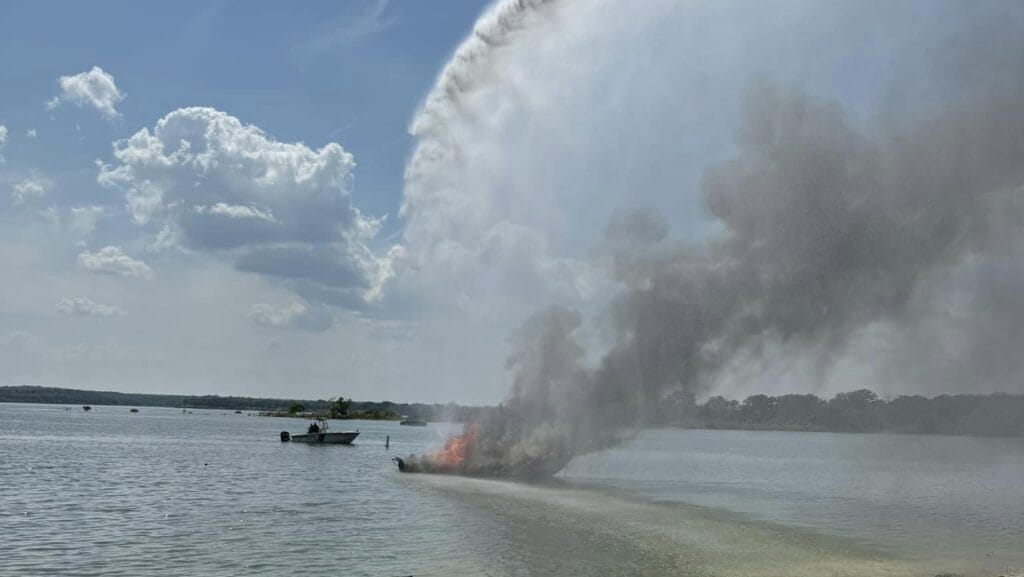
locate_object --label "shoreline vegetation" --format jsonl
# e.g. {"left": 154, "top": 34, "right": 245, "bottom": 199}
{"left": 0, "top": 386, "right": 484, "bottom": 422}
{"left": 656, "top": 389, "right": 1024, "bottom": 437}
{"left": 1, "top": 385, "right": 1022, "bottom": 436}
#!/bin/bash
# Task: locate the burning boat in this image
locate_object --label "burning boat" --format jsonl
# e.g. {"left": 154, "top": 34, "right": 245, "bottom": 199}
{"left": 392, "top": 423, "right": 574, "bottom": 479}
{"left": 393, "top": 309, "right": 616, "bottom": 480}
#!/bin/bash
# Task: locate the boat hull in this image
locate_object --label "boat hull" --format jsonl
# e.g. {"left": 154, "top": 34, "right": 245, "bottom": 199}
{"left": 287, "top": 431, "right": 359, "bottom": 444}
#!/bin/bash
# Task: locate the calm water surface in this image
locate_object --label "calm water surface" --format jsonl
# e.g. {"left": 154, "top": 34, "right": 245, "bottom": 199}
{"left": 564, "top": 429, "right": 1024, "bottom": 564}
{"left": 2, "top": 403, "right": 1022, "bottom": 577}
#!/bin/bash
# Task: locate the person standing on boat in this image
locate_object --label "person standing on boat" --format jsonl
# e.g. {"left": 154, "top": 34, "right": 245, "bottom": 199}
{"left": 308, "top": 421, "right": 320, "bottom": 434}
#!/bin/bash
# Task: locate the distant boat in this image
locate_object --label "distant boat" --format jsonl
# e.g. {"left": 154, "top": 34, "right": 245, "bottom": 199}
{"left": 82, "top": 405, "right": 92, "bottom": 412}
{"left": 130, "top": 408, "right": 139, "bottom": 413}
{"left": 234, "top": 410, "right": 242, "bottom": 414}
{"left": 281, "top": 419, "right": 359, "bottom": 444}
{"left": 400, "top": 417, "right": 427, "bottom": 426}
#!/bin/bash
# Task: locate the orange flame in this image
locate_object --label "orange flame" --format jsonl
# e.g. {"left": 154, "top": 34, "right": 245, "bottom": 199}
{"left": 427, "top": 424, "right": 480, "bottom": 470}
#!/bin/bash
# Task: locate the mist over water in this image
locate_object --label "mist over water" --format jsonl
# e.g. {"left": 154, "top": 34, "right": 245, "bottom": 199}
{"left": 397, "top": 0, "right": 1024, "bottom": 476}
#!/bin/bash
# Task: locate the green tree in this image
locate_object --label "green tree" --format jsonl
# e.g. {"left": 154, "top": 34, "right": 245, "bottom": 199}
{"left": 701, "top": 396, "right": 739, "bottom": 428}
{"left": 740, "top": 394, "right": 776, "bottom": 425}
{"left": 288, "top": 402, "right": 305, "bottom": 414}
{"left": 827, "top": 389, "right": 881, "bottom": 432}
{"left": 773, "top": 394, "right": 826, "bottom": 430}
{"left": 329, "top": 397, "right": 352, "bottom": 419}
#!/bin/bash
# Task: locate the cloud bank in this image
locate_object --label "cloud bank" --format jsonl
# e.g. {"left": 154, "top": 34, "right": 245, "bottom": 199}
{"left": 97, "top": 107, "right": 399, "bottom": 312}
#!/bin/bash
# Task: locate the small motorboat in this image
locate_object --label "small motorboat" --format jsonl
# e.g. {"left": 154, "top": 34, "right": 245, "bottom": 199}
{"left": 400, "top": 417, "right": 427, "bottom": 426}
{"left": 281, "top": 418, "right": 359, "bottom": 444}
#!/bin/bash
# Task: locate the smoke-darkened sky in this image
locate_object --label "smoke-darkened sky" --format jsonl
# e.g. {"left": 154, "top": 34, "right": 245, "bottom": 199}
{"left": 1, "top": 0, "right": 1021, "bottom": 403}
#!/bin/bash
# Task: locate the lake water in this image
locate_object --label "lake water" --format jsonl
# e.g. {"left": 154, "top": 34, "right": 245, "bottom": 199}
{"left": 2, "top": 402, "right": 1022, "bottom": 577}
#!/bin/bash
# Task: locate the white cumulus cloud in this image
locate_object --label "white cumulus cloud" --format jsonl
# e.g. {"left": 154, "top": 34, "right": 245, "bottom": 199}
{"left": 47, "top": 66, "right": 124, "bottom": 120}
{"left": 10, "top": 176, "right": 51, "bottom": 205}
{"left": 0, "top": 124, "right": 6, "bottom": 162}
{"left": 77, "top": 246, "right": 152, "bottom": 278}
{"left": 97, "top": 106, "right": 396, "bottom": 305}
{"left": 249, "top": 301, "right": 332, "bottom": 332}
{"left": 56, "top": 297, "right": 126, "bottom": 317}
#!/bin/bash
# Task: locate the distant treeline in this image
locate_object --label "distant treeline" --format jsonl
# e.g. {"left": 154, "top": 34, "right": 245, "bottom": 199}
{"left": 5, "top": 385, "right": 1022, "bottom": 436}
{"left": 655, "top": 389, "right": 1024, "bottom": 437}
{"left": 0, "top": 386, "right": 485, "bottom": 423}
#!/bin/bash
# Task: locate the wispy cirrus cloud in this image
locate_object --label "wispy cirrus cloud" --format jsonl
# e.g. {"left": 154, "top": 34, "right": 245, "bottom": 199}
{"left": 300, "top": 0, "right": 397, "bottom": 51}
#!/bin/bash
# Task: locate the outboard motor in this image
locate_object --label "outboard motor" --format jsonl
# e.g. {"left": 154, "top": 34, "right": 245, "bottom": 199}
{"left": 280, "top": 431, "right": 290, "bottom": 442}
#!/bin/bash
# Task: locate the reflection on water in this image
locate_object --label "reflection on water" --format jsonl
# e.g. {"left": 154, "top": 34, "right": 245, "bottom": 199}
{"left": 2, "top": 403, "right": 1021, "bottom": 576}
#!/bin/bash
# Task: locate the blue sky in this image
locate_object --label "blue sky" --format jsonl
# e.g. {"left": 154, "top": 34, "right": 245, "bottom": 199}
{"left": 0, "top": 0, "right": 486, "bottom": 238}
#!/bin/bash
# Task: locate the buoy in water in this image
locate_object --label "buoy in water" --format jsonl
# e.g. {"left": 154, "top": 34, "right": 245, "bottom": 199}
{"left": 280, "top": 431, "right": 291, "bottom": 442}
